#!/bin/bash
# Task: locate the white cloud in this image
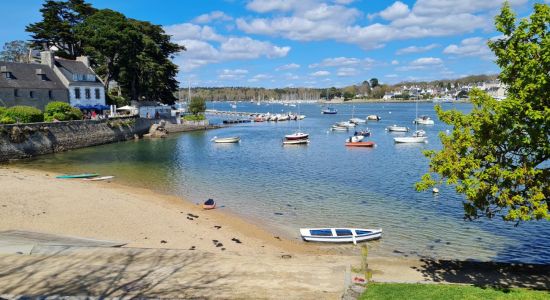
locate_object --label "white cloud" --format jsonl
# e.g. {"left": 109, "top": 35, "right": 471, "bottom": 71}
{"left": 166, "top": 23, "right": 291, "bottom": 71}
{"left": 193, "top": 11, "right": 232, "bottom": 24}
{"left": 443, "top": 37, "right": 493, "bottom": 59}
{"left": 336, "top": 67, "right": 358, "bottom": 77}
{"left": 411, "top": 57, "right": 443, "bottom": 66}
{"left": 219, "top": 69, "right": 249, "bottom": 80}
{"left": 380, "top": 1, "right": 410, "bottom": 21}
{"left": 238, "top": 0, "right": 526, "bottom": 49}
{"left": 276, "top": 63, "right": 300, "bottom": 71}
{"left": 309, "top": 57, "right": 375, "bottom": 68}
{"left": 391, "top": 60, "right": 399, "bottom": 65}
{"left": 248, "top": 73, "right": 272, "bottom": 82}
{"left": 310, "top": 70, "right": 330, "bottom": 77}
{"left": 334, "top": 0, "right": 354, "bottom": 4}
{"left": 396, "top": 43, "right": 439, "bottom": 55}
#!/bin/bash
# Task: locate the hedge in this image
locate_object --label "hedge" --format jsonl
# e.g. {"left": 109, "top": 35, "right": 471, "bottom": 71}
{"left": 3, "top": 106, "right": 44, "bottom": 123}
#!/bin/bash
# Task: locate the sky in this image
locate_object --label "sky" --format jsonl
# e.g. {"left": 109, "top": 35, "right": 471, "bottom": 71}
{"left": 0, "top": 0, "right": 545, "bottom": 88}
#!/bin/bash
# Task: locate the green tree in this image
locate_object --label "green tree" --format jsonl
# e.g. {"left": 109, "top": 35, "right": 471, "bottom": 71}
{"left": 0, "top": 40, "right": 32, "bottom": 62}
{"left": 416, "top": 2, "right": 550, "bottom": 222}
{"left": 26, "top": 0, "right": 96, "bottom": 58}
{"left": 369, "top": 78, "right": 379, "bottom": 88}
{"left": 188, "top": 96, "right": 206, "bottom": 115}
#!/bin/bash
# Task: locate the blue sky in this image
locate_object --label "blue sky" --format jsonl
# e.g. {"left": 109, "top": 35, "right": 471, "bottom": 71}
{"left": 0, "top": 0, "right": 545, "bottom": 88}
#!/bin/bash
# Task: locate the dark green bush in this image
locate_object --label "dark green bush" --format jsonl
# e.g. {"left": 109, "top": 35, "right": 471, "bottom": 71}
{"left": 4, "top": 106, "right": 44, "bottom": 123}
{"left": 0, "top": 106, "right": 7, "bottom": 116}
{"left": 183, "top": 114, "right": 206, "bottom": 121}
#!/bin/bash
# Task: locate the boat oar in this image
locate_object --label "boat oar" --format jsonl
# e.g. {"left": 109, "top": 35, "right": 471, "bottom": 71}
{"left": 352, "top": 234, "right": 357, "bottom": 245}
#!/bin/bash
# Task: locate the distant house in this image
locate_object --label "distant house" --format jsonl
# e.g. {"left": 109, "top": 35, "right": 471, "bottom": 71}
{"left": 0, "top": 51, "right": 105, "bottom": 110}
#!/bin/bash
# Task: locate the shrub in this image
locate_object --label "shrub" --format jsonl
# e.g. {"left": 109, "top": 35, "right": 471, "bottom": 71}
{"left": 4, "top": 106, "right": 44, "bottom": 123}
{"left": 183, "top": 114, "right": 206, "bottom": 121}
{"left": 44, "top": 101, "right": 82, "bottom": 121}
{"left": 0, "top": 106, "right": 7, "bottom": 116}
{"left": 188, "top": 96, "right": 206, "bottom": 115}
{"left": 0, "top": 116, "right": 15, "bottom": 124}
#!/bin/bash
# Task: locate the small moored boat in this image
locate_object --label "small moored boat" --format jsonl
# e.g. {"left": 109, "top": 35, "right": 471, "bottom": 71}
{"left": 354, "top": 130, "right": 371, "bottom": 137}
{"left": 413, "top": 115, "right": 435, "bottom": 125}
{"left": 202, "top": 198, "right": 216, "bottom": 210}
{"left": 367, "top": 115, "right": 381, "bottom": 121}
{"left": 331, "top": 125, "right": 349, "bottom": 131}
{"left": 393, "top": 130, "right": 428, "bottom": 143}
{"left": 284, "top": 132, "right": 309, "bottom": 140}
{"left": 300, "top": 228, "right": 382, "bottom": 245}
{"left": 283, "top": 139, "right": 309, "bottom": 145}
{"left": 386, "top": 125, "right": 409, "bottom": 132}
{"left": 212, "top": 136, "right": 240, "bottom": 143}
{"left": 56, "top": 173, "right": 99, "bottom": 179}
{"left": 345, "top": 141, "right": 375, "bottom": 147}
{"left": 322, "top": 107, "right": 338, "bottom": 114}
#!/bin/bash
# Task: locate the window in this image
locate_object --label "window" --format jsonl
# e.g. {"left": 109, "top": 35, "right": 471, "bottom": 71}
{"left": 3, "top": 72, "right": 11, "bottom": 79}
{"left": 48, "top": 90, "right": 52, "bottom": 99}
{"left": 75, "top": 88, "right": 81, "bottom": 99}
{"left": 85, "top": 88, "right": 91, "bottom": 99}
{"left": 14, "top": 89, "right": 18, "bottom": 97}
{"left": 30, "top": 91, "right": 34, "bottom": 98}
{"left": 95, "top": 88, "right": 100, "bottom": 99}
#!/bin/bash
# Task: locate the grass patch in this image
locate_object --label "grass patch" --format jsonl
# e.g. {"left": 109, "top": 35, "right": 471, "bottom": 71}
{"left": 360, "top": 283, "right": 549, "bottom": 300}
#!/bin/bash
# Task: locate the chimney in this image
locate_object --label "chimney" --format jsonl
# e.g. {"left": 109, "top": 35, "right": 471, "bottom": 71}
{"left": 76, "top": 56, "right": 90, "bottom": 67}
{"left": 40, "top": 51, "right": 54, "bottom": 68}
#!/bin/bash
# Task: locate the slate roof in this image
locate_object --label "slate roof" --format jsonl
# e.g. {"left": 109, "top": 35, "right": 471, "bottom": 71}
{"left": 55, "top": 58, "right": 103, "bottom": 86}
{"left": 0, "top": 62, "right": 66, "bottom": 90}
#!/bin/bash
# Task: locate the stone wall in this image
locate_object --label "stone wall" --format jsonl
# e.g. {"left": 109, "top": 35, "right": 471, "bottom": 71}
{"left": 0, "top": 116, "right": 156, "bottom": 162}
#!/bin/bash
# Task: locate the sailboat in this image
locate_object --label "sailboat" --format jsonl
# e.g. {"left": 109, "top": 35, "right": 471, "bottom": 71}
{"left": 394, "top": 100, "right": 428, "bottom": 143}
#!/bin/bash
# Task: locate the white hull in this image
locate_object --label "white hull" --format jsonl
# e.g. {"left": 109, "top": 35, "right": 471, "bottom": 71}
{"left": 338, "top": 121, "right": 356, "bottom": 128}
{"left": 414, "top": 116, "right": 435, "bottom": 125}
{"left": 348, "top": 135, "right": 364, "bottom": 143}
{"left": 394, "top": 136, "right": 427, "bottom": 143}
{"left": 213, "top": 137, "right": 240, "bottom": 143}
{"left": 283, "top": 139, "right": 309, "bottom": 145}
{"left": 83, "top": 176, "right": 114, "bottom": 181}
{"left": 285, "top": 132, "right": 309, "bottom": 140}
{"left": 349, "top": 118, "right": 366, "bottom": 124}
{"left": 300, "top": 228, "right": 382, "bottom": 244}
{"left": 387, "top": 125, "right": 409, "bottom": 132}
{"left": 367, "top": 115, "right": 381, "bottom": 121}
{"left": 331, "top": 126, "right": 348, "bottom": 131}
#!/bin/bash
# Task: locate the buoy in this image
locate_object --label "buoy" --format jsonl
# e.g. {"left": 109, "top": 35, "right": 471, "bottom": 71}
{"left": 432, "top": 188, "right": 440, "bottom": 194}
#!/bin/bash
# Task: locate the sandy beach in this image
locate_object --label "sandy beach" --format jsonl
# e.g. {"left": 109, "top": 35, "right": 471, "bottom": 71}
{"left": 0, "top": 166, "right": 548, "bottom": 298}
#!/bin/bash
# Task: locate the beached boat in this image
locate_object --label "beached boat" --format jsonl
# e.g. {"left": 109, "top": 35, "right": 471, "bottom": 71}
{"left": 83, "top": 176, "right": 115, "bottom": 181}
{"left": 300, "top": 228, "right": 382, "bottom": 244}
{"left": 284, "top": 132, "right": 309, "bottom": 140}
{"left": 212, "top": 136, "right": 240, "bottom": 143}
{"left": 386, "top": 125, "right": 409, "bottom": 132}
{"left": 367, "top": 115, "right": 381, "bottom": 121}
{"left": 393, "top": 130, "right": 428, "bottom": 143}
{"left": 345, "top": 141, "right": 375, "bottom": 147}
{"left": 202, "top": 198, "right": 216, "bottom": 210}
{"left": 283, "top": 139, "right": 309, "bottom": 145}
{"left": 413, "top": 115, "right": 435, "bottom": 125}
{"left": 322, "top": 107, "right": 338, "bottom": 114}
{"left": 56, "top": 173, "right": 99, "bottom": 179}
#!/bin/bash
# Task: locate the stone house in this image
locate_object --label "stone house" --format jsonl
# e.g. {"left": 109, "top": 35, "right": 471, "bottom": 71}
{"left": 0, "top": 51, "right": 105, "bottom": 110}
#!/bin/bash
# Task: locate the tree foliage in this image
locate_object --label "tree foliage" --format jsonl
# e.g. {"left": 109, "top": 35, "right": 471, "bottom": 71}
{"left": 370, "top": 78, "right": 379, "bottom": 88}
{"left": 26, "top": 1, "right": 184, "bottom": 104}
{"left": 0, "top": 40, "right": 32, "bottom": 62}
{"left": 188, "top": 96, "right": 206, "bottom": 115}
{"left": 416, "top": 2, "right": 550, "bottom": 223}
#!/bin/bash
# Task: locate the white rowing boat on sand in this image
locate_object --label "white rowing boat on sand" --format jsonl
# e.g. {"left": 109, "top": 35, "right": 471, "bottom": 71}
{"left": 300, "top": 228, "right": 382, "bottom": 245}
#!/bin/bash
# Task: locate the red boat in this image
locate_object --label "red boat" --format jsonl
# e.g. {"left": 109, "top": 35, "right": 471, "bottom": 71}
{"left": 202, "top": 198, "right": 216, "bottom": 210}
{"left": 345, "top": 141, "right": 375, "bottom": 147}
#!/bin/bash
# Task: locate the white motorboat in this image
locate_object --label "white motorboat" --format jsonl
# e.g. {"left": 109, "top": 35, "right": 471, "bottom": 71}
{"left": 413, "top": 115, "right": 435, "bottom": 125}
{"left": 212, "top": 136, "right": 241, "bottom": 143}
{"left": 300, "top": 228, "right": 382, "bottom": 245}
{"left": 347, "top": 135, "right": 364, "bottom": 143}
{"left": 331, "top": 125, "right": 349, "bottom": 131}
{"left": 337, "top": 121, "right": 356, "bottom": 128}
{"left": 350, "top": 117, "right": 366, "bottom": 124}
{"left": 283, "top": 139, "right": 309, "bottom": 145}
{"left": 367, "top": 115, "right": 381, "bottom": 121}
{"left": 278, "top": 114, "right": 290, "bottom": 121}
{"left": 386, "top": 125, "right": 409, "bottom": 132}
{"left": 393, "top": 130, "right": 427, "bottom": 143}
{"left": 285, "top": 132, "right": 309, "bottom": 140}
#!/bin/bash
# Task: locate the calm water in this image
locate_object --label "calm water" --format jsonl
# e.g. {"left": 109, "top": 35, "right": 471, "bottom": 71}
{"left": 14, "top": 102, "right": 550, "bottom": 264}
